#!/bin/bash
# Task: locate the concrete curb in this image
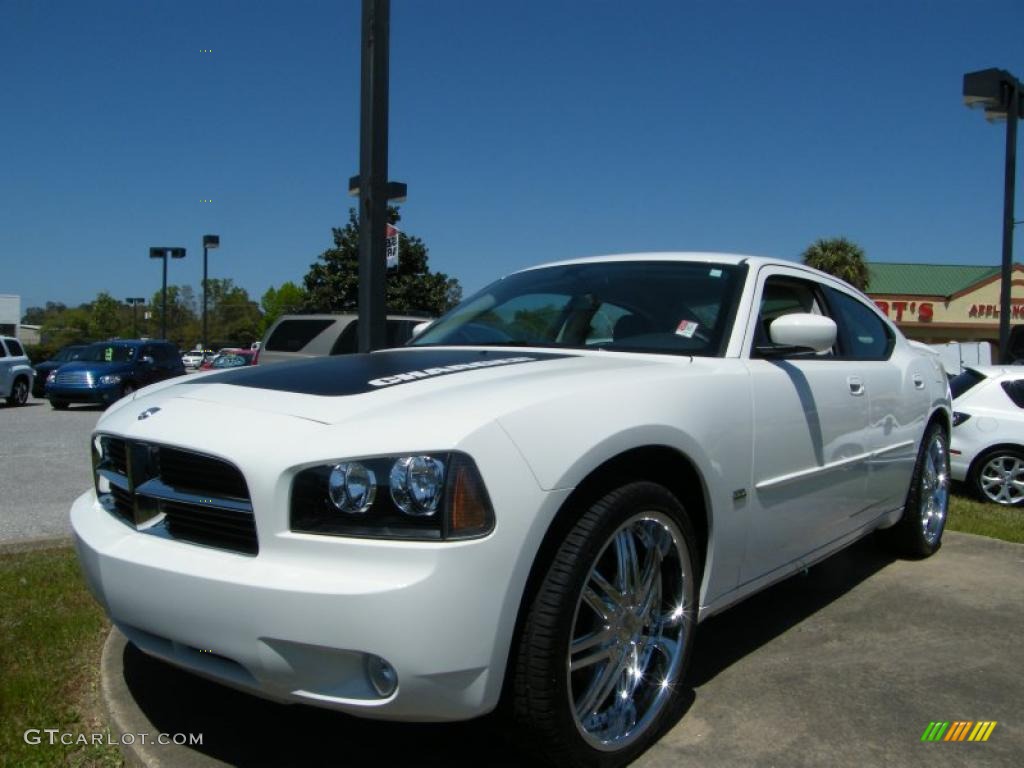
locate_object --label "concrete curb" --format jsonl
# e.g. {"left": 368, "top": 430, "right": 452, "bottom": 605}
{"left": 101, "top": 628, "right": 147, "bottom": 768}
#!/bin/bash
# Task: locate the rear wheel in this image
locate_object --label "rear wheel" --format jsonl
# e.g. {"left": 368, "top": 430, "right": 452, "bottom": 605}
{"left": 511, "top": 482, "right": 698, "bottom": 767}
{"left": 971, "top": 448, "right": 1024, "bottom": 506}
{"left": 6, "top": 378, "right": 28, "bottom": 406}
{"left": 879, "top": 422, "right": 949, "bottom": 557}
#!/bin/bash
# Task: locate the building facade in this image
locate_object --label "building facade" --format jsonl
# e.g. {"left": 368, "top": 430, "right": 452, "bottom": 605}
{"left": 866, "top": 262, "right": 1024, "bottom": 356}
{"left": 0, "top": 294, "right": 20, "bottom": 337}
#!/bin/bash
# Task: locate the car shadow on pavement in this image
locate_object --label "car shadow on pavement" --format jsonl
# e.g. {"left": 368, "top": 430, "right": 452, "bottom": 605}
{"left": 120, "top": 536, "right": 896, "bottom": 767}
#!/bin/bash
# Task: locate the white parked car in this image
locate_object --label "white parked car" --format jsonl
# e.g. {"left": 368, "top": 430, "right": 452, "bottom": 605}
{"left": 71, "top": 254, "right": 951, "bottom": 766}
{"left": 0, "top": 335, "right": 34, "bottom": 406}
{"left": 949, "top": 365, "right": 1024, "bottom": 505}
{"left": 181, "top": 350, "right": 205, "bottom": 369}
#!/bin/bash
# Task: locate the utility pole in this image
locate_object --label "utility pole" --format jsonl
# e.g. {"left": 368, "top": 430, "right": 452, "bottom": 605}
{"left": 350, "top": 0, "right": 407, "bottom": 353}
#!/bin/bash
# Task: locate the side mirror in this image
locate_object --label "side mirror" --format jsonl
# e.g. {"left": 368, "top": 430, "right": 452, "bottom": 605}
{"left": 760, "top": 314, "right": 837, "bottom": 356}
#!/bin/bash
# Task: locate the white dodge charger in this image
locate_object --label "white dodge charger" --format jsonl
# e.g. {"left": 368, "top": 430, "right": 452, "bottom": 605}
{"left": 72, "top": 253, "right": 951, "bottom": 766}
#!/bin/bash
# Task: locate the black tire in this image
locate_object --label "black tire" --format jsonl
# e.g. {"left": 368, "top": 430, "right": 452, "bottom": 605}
{"left": 511, "top": 481, "right": 699, "bottom": 768}
{"left": 50, "top": 400, "right": 68, "bottom": 410}
{"left": 969, "top": 447, "right": 1024, "bottom": 506}
{"left": 879, "top": 421, "right": 949, "bottom": 558}
{"left": 6, "top": 378, "right": 29, "bottom": 406}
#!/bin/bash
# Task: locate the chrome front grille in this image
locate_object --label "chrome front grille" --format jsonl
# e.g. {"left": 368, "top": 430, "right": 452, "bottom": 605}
{"left": 55, "top": 371, "right": 92, "bottom": 387}
{"left": 93, "top": 435, "right": 257, "bottom": 555}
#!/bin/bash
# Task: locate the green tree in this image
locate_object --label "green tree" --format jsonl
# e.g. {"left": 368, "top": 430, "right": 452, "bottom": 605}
{"left": 204, "top": 278, "right": 262, "bottom": 346}
{"left": 260, "top": 281, "right": 307, "bottom": 333}
{"left": 150, "top": 286, "right": 200, "bottom": 347}
{"left": 801, "top": 237, "right": 869, "bottom": 291}
{"left": 89, "top": 291, "right": 125, "bottom": 339}
{"left": 303, "top": 207, "right": 462, "bottom": 315}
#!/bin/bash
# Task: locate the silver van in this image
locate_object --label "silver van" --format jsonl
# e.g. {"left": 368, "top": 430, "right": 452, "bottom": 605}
{"left": 257, "top": 314, "right": 429, "bottom": 365}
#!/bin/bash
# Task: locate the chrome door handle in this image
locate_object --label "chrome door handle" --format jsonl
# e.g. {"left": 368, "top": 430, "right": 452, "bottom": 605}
{"left": 912, "top": 374, "right": 925, "bottom": 390}
{"left": 848, "top": 376, "right": 865, "bottom": 396}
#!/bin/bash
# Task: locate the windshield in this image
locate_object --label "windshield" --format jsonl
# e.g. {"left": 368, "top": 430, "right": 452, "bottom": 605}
{"left": 411, "top": 260, "right": 747, "bottom": 357}
{"left": 81, "top": 343, "right": 136, "bottom": 363}
{"left": 55, "top": 346, "right": 85, "bottom": 362}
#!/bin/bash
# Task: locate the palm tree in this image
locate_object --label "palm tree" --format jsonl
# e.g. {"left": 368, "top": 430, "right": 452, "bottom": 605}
{"left": 801, "top": 237, "right": 869, "bottom": 291}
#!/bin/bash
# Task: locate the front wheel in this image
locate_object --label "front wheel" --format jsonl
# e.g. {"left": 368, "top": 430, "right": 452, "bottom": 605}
{"left": 971, "top": 448, "right": 1024, "bottom": 506}
{"left": 6, "top": 378, "right": 28, "bottom": 406}
{"left": 880, "top": 422, "right": 949, "bottom": 558}
{"left": 511, "top": 482, "right": 698, "bottom": 767}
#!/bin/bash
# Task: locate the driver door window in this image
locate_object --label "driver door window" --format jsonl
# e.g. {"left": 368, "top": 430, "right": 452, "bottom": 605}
{"left": 755, "top": 278, "right": 834, "bottom": 358}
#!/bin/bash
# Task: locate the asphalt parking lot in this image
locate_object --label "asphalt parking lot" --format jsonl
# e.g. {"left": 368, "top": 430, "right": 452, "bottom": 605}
{"left": 102, "top": 532, "right": 1022, "bottom": 768}
{"left": 0, "top": 397, "right": 101, "bottom": 542}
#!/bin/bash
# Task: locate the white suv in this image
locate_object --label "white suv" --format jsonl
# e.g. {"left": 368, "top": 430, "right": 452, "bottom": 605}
{"left": 0, "top": 336, "right": 34, "bottom": 406}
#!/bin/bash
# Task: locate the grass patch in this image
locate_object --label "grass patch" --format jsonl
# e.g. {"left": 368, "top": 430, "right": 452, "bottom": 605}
{"left": 0, "top": 546, "right": 121, "bottom": 767}
{"left": 948, "top": 488, "right": 1024, "bottom": 544}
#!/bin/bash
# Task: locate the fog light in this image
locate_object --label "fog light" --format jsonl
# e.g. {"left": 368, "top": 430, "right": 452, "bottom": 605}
{"left": 390, "top": 456, "right": 444, "bottom": 516}
{"left": 328, "top": 462, "right": 376, "bottom": 514}
{"left": 366, "top": 654, "right": 398, "bottom": 697}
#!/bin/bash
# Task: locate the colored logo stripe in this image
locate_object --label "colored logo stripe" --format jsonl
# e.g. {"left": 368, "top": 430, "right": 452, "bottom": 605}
{"left": 922, "top": 721, "right": 997, "bottom": 742}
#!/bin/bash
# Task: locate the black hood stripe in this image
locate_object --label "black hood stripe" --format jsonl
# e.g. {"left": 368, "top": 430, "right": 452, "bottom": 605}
{"left": 183, "top": 349, "right": 572, "bottom": 396}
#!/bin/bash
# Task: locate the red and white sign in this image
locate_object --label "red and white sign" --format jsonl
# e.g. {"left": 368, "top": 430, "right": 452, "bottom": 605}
{"left": 385, "top": 224, "right": 400, "bottom": 269}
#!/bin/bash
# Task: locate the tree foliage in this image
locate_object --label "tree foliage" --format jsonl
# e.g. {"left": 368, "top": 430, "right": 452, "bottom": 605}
{"left": 303, "top": 207, "right": 462, "bottom": 315}
{"left": 801, "top": 237, "right": 869, "bottom": 291}
{"left": 260, "top": 281, "right": 308, "bottom": 333}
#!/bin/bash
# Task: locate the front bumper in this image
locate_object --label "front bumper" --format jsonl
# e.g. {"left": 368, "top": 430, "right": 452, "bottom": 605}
{"left": 71, "top": 440, "right": 565, "bottom": 721}
{"left": 47, "top": 383, "right": 121, "bottom": 404}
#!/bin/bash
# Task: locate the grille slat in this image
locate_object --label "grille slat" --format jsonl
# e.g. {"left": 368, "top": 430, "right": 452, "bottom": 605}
{"left": 95, "top": 435, "right": 257, "bottom": 556}
{"left": 55, "top": 371, "right": 92, "bottom": 387}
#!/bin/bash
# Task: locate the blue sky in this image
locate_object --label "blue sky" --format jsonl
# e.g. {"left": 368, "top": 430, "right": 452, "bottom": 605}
{"left": 2, "top": 0, "right": 1023, "bottom": 314}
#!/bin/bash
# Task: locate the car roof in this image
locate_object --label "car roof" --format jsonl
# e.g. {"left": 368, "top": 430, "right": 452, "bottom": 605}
{"left": 963, "top": 364, "right": 1024, "bottom": 378}
{"left": 518, "top": 252, "right": 831, "bottom": 279}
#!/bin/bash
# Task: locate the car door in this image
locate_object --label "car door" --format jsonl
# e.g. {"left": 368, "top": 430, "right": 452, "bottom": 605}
{"left": 821, "top": 286, "right": 922, "bottom": 521}
{"left": 742, "top": 268, "right": 870, "bottom": 582}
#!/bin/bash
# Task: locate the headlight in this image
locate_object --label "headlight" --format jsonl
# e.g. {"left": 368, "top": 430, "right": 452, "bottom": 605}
{"left": 99, "top": 374, "right": 122, "bottom": 385}
{"left": 46, "top": 371, "right": 57, "bottom": 383}
{"left": 291, "top": 452, "right": 494, "bottom": 540}
{"left": 389, "top": 456, "right": 444, "bottom": 516}
{"left": 328, "top": 462, "right": 376, "bottom": 513}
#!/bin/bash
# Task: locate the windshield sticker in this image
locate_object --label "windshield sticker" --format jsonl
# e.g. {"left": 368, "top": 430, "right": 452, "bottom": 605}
{"left": 709, "top": 268, "right": 723, "bottom": 277}
{"left": 103, "top": 347, "right": 113, "bottom": 361}
{"left": 675, "top": 320, "right": 699, "bottom": 338}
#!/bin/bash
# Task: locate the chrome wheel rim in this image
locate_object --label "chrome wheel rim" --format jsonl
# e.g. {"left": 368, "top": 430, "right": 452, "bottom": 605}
{"left": 919, "top": 433, "right": 950, "bottom": 545}
{"left": 979, "top": 454, "right": 1024, "bottom": 505}
{"left": 568, "top": 512, "right": 691, "bottom": 751}
{"left": 14, "top": 381, "right": 27, "bottom": 404}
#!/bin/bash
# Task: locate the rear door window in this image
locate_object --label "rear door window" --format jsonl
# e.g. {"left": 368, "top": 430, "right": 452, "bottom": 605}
{"left": 950, "top": 369, "right": 987, "bottom": 400}
{"left": 265, "top": 319, "right": 335, "bottom": 352}
{"left": 5, "top": 339, "right": 24, "bottom": 357}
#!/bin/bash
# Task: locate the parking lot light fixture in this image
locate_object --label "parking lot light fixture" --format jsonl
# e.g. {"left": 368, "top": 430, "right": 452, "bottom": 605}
{"left": 963, "top": 68, "right": 1023, "bottom": 362}
{"left": 150, "top": 247, "right": 186, "bottom": 340}
{"left": 202, "top": 234, "right": 220, "bottom": 349}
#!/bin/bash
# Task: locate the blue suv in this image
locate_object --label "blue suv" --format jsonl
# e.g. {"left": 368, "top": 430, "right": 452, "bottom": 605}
{"left": 46, "top": 340, "right": 185, "bottom": 409}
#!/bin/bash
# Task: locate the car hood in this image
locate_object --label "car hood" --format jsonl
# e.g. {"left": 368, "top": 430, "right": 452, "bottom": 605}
{"left": 105, "top": 347, "right": 680, "bottom": 431}
{"left": 56, "top": 360, "right": 135, "bottom": 375}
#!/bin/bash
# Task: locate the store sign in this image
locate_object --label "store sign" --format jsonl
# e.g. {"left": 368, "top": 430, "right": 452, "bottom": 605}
{"left": 968, "top": 303, "right": 1024, "bottom": 319}
{"left": 874, "top": 300, "right": 933, "bottom": 322}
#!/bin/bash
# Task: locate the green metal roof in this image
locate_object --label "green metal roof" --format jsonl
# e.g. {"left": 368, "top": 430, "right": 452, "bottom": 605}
{"left": 866, "top": 262, "right": 1002, "bottom": 297}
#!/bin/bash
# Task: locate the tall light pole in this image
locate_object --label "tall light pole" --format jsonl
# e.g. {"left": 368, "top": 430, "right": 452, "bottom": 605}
{"left": 202, "top": 234, "right": 220, "bottom": 349}
{"left": 149, "top": 247, "right": 186, "bottom": 340}
{"left": 125, "top": 297, "right": 145, "bottom": 338}
{"left": 964, "top": 68, "right": 1023, "bottom": 361}
{"left": 349, "top": 0, "right": 407, "bottom": 353}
